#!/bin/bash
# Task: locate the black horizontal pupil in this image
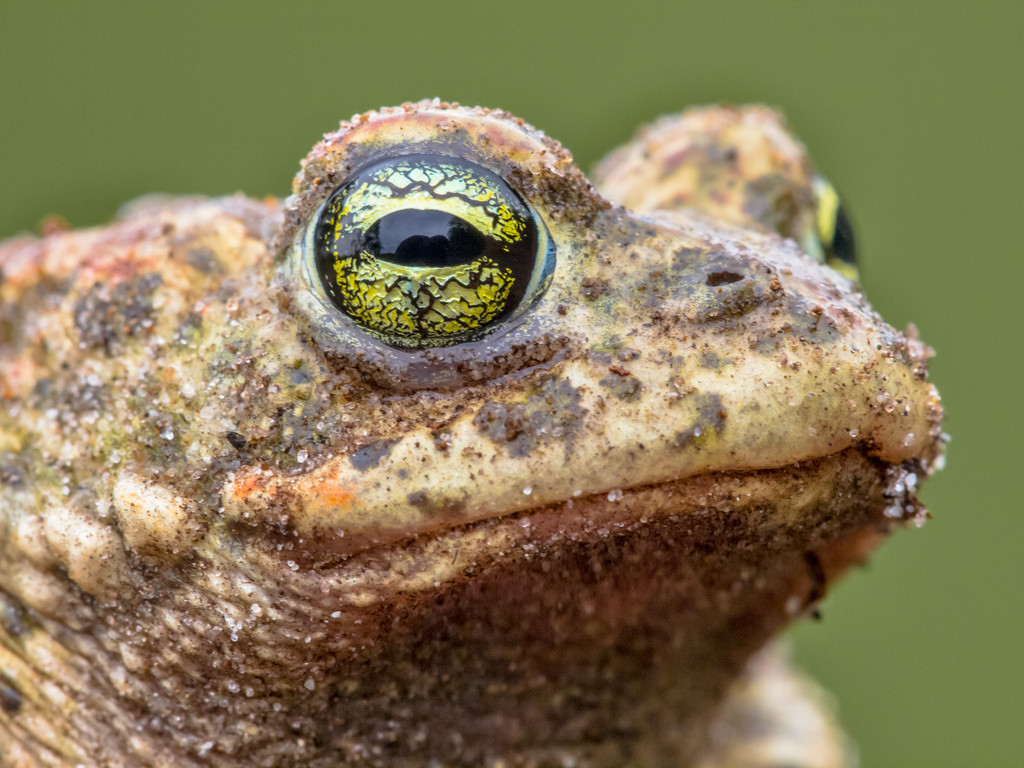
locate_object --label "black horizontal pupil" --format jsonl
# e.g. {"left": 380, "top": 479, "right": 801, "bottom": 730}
{"left": 830, "top": 205, "right": 856, "bottom": 265}
{"left": 364, "top": 209, "right": 486, "bottom": 268}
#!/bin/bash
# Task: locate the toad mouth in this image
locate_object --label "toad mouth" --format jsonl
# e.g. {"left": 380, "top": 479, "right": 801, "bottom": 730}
{"left": 216, "top": 430, "right": 930, "bottom": 577}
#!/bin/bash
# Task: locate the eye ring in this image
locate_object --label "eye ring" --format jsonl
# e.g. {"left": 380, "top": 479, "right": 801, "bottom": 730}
{"left": 311, "top": 154, "right": 554, "bottom": 349}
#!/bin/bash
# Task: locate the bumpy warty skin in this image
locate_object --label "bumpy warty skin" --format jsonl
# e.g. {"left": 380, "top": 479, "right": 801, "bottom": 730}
{"left": 0, "top": 102, "right": 942, "bottom": 767}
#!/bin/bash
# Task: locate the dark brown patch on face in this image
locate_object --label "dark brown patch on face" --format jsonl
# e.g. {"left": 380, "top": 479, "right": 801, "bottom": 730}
{"left": 350, "top": 437, "right": 402, "bottom": 472}
{"left": 792, "top": 298, "right": 842, "bottom": 342}
{"left": 673, "top": 245, "right": 705, "bottom": 267}
{"left": 707, "top": 287, "right": 762, "bottom": 320}
{"left": 750, "top": 294, "right": 844, "bottom": 358}
{"left": 674, "top": 391, "right": 727, "bottom": 449}
{"left": 699, "top": 350, "right": 732, "bottom": 370}
{"left": 73, "top": 272, "right": 163, "bottom": 352}
{"left": 473, "top": 378, "right": 584, "bottom": 458}
{"left": 581, "top": 276, "right": 610, "bottom": 300}
{"left": 599, "top": 371, "right": 642, "bottom": 402}
{"left": 407, "top": 490, "right": 466, "bottom": 520}
{"left": 475, "top": 401, "right": 528, "bottom": 443}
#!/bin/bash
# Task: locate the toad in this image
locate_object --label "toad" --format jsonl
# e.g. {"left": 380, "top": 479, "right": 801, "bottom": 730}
{"left": 0, "top": 101, "right": 943, "bottom": 767}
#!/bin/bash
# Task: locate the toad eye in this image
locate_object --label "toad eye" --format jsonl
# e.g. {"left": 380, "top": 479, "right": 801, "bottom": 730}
{"left": 812, "top": 176, "right": 858, "bottom": 280}
{"left": 313, "top": 154, "right": 554, "bottom": 349}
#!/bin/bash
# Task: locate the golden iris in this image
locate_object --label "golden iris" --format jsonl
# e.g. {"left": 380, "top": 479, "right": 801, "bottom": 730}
{"left": 314, "top": 155, "right": 550, "bottom": 348}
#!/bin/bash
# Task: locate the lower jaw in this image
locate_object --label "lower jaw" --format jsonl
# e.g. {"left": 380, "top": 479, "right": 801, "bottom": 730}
{"left": 260, "top": 448, "right": 917, "bottom": 766}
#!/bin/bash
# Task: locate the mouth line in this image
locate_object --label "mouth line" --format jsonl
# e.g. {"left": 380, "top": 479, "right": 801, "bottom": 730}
{"left": 270, "top": 446, "right": 919, "bottom": 577}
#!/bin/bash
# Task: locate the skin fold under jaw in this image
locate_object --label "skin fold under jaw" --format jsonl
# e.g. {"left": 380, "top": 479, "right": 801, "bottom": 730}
{"left": 0, "top": 101, "right": 942, "bottom": 767}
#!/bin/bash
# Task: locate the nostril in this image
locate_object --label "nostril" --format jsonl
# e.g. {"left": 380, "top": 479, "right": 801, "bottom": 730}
{"left": 705, "top": 271, "right": 744, "bottom": 286}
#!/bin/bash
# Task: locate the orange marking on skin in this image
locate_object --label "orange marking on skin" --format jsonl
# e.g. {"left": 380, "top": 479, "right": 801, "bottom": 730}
{"left": 232, "top": 474, "right": 275, "bottom": 501}
{"left": 313, "top": 479, "right": 355, "bottom": 508}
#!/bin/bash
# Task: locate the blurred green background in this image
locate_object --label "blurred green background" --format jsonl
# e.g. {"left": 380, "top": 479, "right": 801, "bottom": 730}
{"left": 1, "top": 3, "right": 1019, "bottom": 766}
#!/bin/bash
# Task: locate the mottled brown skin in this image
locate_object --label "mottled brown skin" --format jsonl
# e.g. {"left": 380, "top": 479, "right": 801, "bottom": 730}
{"left": 0, "top": 102, "right": 942, "bottom": 767}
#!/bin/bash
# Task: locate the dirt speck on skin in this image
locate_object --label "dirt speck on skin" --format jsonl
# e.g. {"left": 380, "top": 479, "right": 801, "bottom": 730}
{"left": 474, "top": 378, "right": 584, "bottom": 458}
